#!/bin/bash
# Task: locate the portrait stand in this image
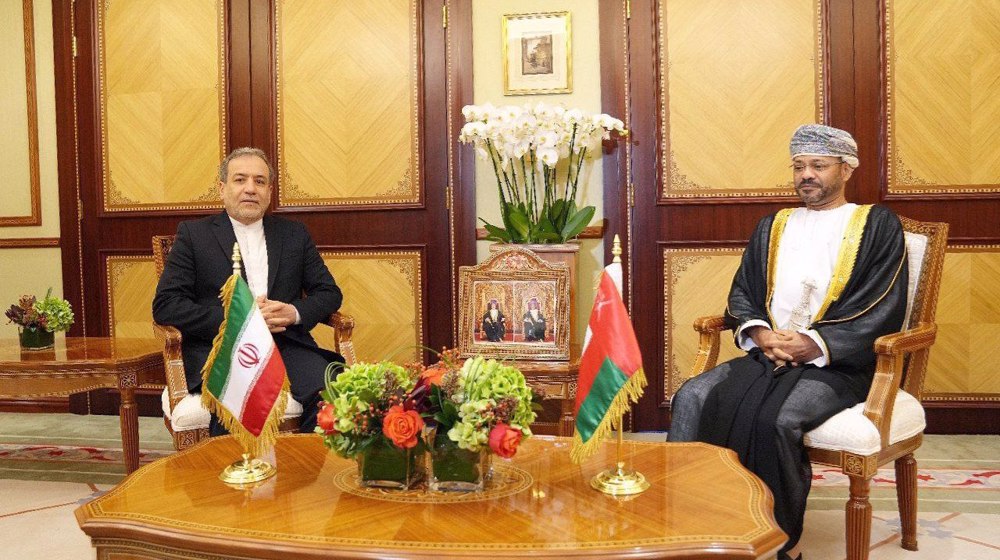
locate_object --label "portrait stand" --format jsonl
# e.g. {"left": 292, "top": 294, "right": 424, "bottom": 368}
{"left": 458, "top": 247, "right": 571, "bottom": 362}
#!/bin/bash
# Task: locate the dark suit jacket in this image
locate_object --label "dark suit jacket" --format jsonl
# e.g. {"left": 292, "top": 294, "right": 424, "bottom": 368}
{"left": 152, "top": 211, "right": 343, "bottom": 391}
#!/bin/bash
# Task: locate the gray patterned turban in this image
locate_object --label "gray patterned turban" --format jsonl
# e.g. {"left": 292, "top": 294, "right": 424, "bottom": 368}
{"left": 789, "top": 124, "right": 859, "bottom": 168}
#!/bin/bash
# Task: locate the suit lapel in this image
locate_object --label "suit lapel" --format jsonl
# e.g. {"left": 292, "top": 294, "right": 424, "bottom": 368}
{"left": 211, "top": 212, "right": 243, "bottom": 279}
{"left": 264, "top": 215, "right": 282, "bottom": 293}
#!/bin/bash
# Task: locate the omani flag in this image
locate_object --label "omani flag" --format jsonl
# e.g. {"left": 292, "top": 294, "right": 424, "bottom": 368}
{"left": 570, "top": 261, "right": 646, "bottom": 463}
{"left": 200, "top": 274, "right": 289, "bottom": 456}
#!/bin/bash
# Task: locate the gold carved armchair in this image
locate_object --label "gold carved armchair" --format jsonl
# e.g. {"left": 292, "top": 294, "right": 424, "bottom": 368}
{"left": 684, "top": 217, "right": 948, "bottom": 560}
{"left": 152, "top": 235, "right": 357, "bottom": 451}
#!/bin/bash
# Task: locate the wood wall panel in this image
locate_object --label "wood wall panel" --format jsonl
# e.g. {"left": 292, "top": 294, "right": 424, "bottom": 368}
{"left": 99, "top": 0, "right": 225, "bottom": 211}
{"left": 663, "top": 248, "right": 744, "bottom": 401}
{"left": 659, "top": 0, "right": 823, "bottom": 198}
{"left": 924, "top": 246, "right": 1000, "bottom": 397}
{"left": 105, "top": 256, "right": 156, "bottom": 340}
{"left": 318, "top": 251, "right": 423, "bottom": 365}
{"left": 887, "top": 0, "right": 1000, "bottom": 193}
{"left": 277, "top": 0, "right": 420, "bottom": 207}
{"left": 0, "top": 0, "right": 41, "bottom": 226}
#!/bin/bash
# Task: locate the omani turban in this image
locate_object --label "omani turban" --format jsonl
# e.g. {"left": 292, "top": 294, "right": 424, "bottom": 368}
{"left": 789, "top": 124, "right": 859, "bottom": 169}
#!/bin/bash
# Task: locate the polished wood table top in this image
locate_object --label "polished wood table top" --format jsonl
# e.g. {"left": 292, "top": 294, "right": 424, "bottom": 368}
{"left": 0, "top": 336, "right": 164, "bottom": 473}
{"left": 77, "top": 434, "right": 785, "bottom": 559}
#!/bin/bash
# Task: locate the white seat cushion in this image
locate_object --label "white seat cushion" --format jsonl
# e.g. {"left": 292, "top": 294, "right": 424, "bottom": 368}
{"left": 161, "top": 388, "right": 304, "bottom": 431}
{"left": 902, "top": 231, "right": 928, "bottom": 329}
{"left": 803, "top": 390, "right": 925, "bottom": 455}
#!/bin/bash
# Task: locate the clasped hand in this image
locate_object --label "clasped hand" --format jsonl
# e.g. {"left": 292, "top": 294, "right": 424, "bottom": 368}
{"left": 256, "top": 296, "right": 296, "bottom": 333}
{"left": 748, "top": 327, "right": 822, "bottom": 368}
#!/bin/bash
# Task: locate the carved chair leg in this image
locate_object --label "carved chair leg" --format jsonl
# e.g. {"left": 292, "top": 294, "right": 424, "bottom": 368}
{"left": 846, "top": 475, "right": 872, "bottom": 560}
{"left": 895, "top": 453, "right": 919, "bottom": 551}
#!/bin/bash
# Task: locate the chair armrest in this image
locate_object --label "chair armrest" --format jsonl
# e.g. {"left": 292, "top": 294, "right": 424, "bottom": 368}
{"left": 325, "top": 311, "right": 356, "bottom": 366}
{"left": 689, "top": 314, "right": 730, "bottom": 377}
{"left": 153, "top": 323, "right": 189, "bottom": 410}
{"left": 863, "top": 322, "right": 937, "bottom": 448}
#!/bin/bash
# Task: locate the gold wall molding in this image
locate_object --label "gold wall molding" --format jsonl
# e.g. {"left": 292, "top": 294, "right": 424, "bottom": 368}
{"left": 662, "top": 247, "right": 745, "bottom": 401}
{"left": 98, "top": 0, "right": 226, "bottom": 212}
{"left": 886, "top": 0, "right": 1000, "bottom": 194}
{"left": 319, "top": 250, "right": 423, "bottom": 364}
{"left": 0, "top": 0, "right": 41, "bottom": 227}
{"left": 0, "top": 237, "right": 59, "bottom": 248}
{"left": 276, "top": 0, "right": 421, "bottom": 207}
{"left": 658, "top": 0, "right": 823, "bottom": 199}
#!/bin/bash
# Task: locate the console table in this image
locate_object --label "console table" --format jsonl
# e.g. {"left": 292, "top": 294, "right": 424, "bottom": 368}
{"left": 0, "top": 336, "right": 164, "bottom": 474}
{"left": 77, "top": 434, "right": 786, "bottom": 559}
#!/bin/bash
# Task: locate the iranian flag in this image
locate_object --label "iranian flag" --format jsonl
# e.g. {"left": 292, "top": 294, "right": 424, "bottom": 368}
{"left": 200, "top": 274, "right": 289, "bottom": 455}
{"left": 570, "top": 261, "right": 647, "bottom": 463}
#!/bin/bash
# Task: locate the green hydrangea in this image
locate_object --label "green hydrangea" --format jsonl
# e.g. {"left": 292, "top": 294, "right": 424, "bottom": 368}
{"left": 319, "top": 361, "right": 414, "bottom": 457}
{"left": 445, "top": 356, "right": 536, "bottom": 452}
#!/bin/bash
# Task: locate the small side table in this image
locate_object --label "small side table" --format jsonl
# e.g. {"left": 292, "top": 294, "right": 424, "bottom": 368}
{"left": 0, "top": 336, "right": 165, "bottom": 474}
{"left": 519, "top": 357, "right": 579, "bottom": 437}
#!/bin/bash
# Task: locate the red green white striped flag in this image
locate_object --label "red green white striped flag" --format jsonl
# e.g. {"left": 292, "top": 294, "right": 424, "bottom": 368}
{"left": 200, "top": 274, "right": 289, "bottom": 456}
{"left": 570, "top": 262, "right": 646, "bottom": 463}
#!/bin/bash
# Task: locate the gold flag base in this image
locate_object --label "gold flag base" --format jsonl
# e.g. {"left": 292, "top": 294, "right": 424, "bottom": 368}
{"left": 220, "top": 453, "right": 276, "bottom": 485}
{"left": 591, "top": 464, "right": 650, "bottom": 496}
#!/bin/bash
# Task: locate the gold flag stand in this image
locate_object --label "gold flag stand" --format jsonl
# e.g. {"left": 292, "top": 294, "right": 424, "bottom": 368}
{"left": 217, "top": 242, "right": 277, "bottom": 486}
{"left": 590, "top": 236, "right": 648, "bottom": 496}
{"left": 220, "top": 452, "right": 276, "bottom": 485}
{"left": 590, "top": 416, "right": 650, "bottom": 496}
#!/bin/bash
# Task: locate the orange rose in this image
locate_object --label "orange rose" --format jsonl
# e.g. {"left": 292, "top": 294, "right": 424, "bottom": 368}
{"left": 383, "top": 405, "right": 425, "bottom": 449}
{"left": 419, "top": 363, "right": 449, "bottom": 388}
{"left": 488, "top": 423, "right": 521, "bottom": 458}
{"left": 316, "top": 402, "right": 338, "bottom": 435}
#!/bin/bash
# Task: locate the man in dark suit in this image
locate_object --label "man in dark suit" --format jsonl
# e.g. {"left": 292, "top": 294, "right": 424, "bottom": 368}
{"left": 153, "top": 147, "right": 343, "bottom": 434}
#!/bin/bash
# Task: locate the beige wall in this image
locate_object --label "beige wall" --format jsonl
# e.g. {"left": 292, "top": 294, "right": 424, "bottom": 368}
{"left": 471, "top": 0, "right": 606, "bottom": 345}
{"left": 0, "top": 0, "right": 65, "bottom": 323}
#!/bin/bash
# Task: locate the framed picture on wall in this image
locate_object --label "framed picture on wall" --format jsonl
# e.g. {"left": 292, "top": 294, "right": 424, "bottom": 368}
{"left": 458, "top": 247, "right": 571, "bottom": 361}
{"left": 502, "top": 11, "right": 572, "bottom": 95}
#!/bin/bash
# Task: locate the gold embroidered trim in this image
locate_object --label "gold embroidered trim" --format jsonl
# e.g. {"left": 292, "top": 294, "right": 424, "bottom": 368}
{"left": 813, "top": 245, "right": 907, "bottom": 326}
{"left": 813, "top": 205, "right": 873, "bottom": 322}
{"left": 765, "top": 208, "right": 795, "bottom": 327}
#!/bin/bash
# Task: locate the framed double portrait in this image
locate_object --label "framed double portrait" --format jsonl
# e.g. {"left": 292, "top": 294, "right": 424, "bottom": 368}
{"left": 458, "top": 247, "right": 571, "bottom": 361}
{"left": 502, "top": 11, "right": 572, "bottom": 95}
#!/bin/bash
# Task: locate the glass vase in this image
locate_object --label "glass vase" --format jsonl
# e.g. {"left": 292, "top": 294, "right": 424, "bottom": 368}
{"left": 18, "top": 327, "right": 54, "bottom": 351}
{"left": 356, "top": 437, "right": 423, "bottom": 489}
{"left": 428, "top": 429, "right": 489, "bottom": 492}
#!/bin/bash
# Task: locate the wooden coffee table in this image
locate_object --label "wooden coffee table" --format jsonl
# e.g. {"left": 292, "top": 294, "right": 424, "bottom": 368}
{"left": 0, "top": 336, "right": 164, "bottom": 474}
{"left": 76, "top": 434, "right": 785, "bottom": 559}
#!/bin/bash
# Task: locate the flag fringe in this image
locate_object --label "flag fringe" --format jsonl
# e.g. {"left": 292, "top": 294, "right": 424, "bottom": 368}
{"left": 570, "top": 368, "right": 647, "bottom": 464}
{"left": 199, "top": 274, "right": 287, "bottom": 457}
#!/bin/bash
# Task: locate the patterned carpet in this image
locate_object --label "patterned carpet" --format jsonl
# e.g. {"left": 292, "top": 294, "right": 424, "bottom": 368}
{"left": 0, "top": 414, "right": 997, "bottom": 559}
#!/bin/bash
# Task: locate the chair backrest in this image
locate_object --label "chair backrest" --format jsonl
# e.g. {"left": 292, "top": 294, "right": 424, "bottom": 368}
{"left": 152, "top": 235, "right": 175, "bottom": 278}
{"left": 897, "top": 216, "right": 948, "bottom": 398}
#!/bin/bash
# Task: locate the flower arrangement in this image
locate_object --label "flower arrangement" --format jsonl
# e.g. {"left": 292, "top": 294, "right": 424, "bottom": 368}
{"left": 5, "top": 288, "right": 74, "bottom": 333}
{"left": 424, "top": 350, "right": 537, "bottom": 458}
{"left": 459, "top": 102, "right": 625, "bottom": 244}
{"left": 315, "top": 361, "right": 428, "bottom": 458}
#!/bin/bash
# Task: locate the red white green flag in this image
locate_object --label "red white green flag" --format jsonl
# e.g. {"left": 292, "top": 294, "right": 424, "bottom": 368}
{"left": 570, "top": 262, "right": 646, "bottom": 463}
{"left": 200, "top": 274, "right": 289, "bottom": 455}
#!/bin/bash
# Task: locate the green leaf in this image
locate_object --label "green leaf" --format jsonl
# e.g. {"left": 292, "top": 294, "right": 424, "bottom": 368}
{"left": 548, "top": 199, "right": 568, "bottom": 229}
{"left": 560, "top": 205, "right": 596, "bottom": 241}
{"left": 479, "top": 218, "right": 512, "bottom": 242}
{"left": 507, "top": 207, "right": 531, "bottom": 242}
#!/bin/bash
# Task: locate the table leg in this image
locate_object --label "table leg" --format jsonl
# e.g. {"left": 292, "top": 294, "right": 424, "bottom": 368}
{"left": 559, "top": 397, "right": 575, "bottom": 437}
{"left": 119, "top": 386, "right": 140, "bottom": 474}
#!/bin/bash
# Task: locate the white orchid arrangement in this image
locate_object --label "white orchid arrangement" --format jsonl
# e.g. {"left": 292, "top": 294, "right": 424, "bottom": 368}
{"left": 459, "top": 102, "right": 626, "bottom": 244}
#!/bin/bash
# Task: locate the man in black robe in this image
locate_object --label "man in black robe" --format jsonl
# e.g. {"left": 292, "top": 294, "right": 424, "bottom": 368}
{"left": 522, "top": 297, "right": 547, "bottom": 342}
{"left": 481, "top": 298, "right": 506, "bottom": 342}
{"left": 668, "top": 125, "right": 908, "bottom": 560}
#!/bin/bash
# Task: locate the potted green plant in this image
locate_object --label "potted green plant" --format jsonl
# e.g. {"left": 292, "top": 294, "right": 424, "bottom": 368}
{"left": 4, "top": 288, "right": 74, "bottom": 350}
{"left": 459, "top": 102, "right": 625, "bottom": 244}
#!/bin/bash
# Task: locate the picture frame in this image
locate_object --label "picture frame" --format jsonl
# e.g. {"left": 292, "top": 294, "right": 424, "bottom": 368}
{"left": 502, "top": 11, "right": 572, "bottom": 95}
{"left": 458, "top": 247, "right": 571, "bottom": 361}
